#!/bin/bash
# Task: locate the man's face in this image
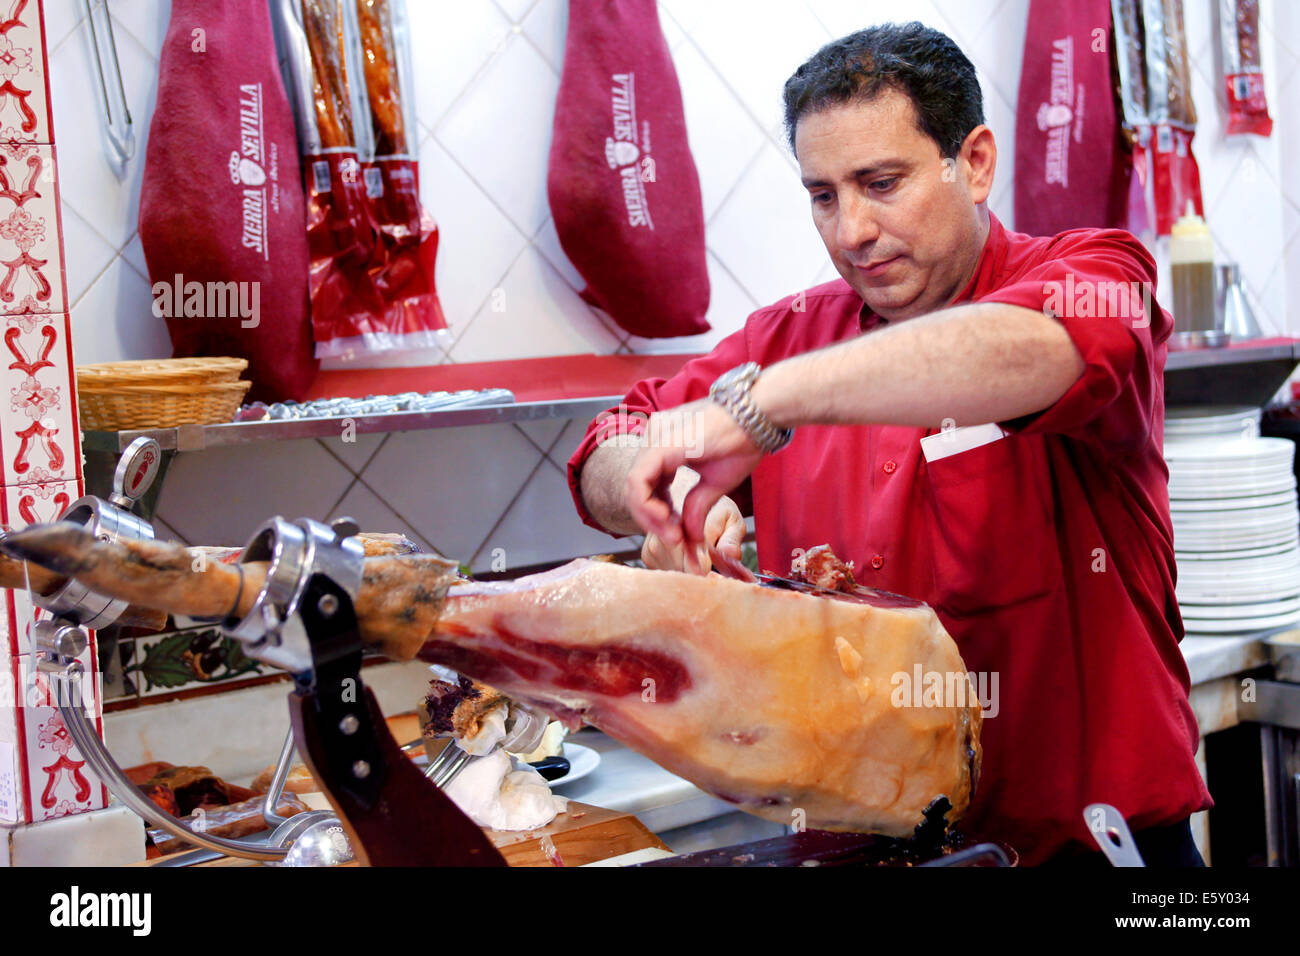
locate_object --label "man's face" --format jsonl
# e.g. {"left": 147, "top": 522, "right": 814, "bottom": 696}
{"left": 795, "top": 89, "right": 991, "bottom": 320}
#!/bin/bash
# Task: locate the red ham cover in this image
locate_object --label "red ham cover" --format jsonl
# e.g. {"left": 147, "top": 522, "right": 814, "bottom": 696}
{"left": 138, "top": 0, "right": 317, "bottom": 402}
{"left": 1013, "top": 0, "right": 1127, "bottom": 236}
{"left": 547, "top": 0, "right": 709, "bottom": 338}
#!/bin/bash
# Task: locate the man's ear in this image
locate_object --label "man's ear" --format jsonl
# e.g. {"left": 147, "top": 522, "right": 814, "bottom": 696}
{"left": 959, "top": 125, "right": 996, "bottom": 205}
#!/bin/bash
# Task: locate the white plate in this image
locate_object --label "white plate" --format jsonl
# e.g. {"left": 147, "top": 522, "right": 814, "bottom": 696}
{"left": 1177, "top": 597, "right": 1300, "bottom": 619}
{"left": 1171, "top": 491, "right": 1298, "bottom": 512}
{"left": 1177, "top": 585, "right": 1300, "bottom": 605}
{"left": 1174, "top": 527, "right": 1300, "bottom": 549}
{"left": 1164, "top": 437, "right": 1294, "bottom": 463}
{"left": 1172, "top": 508, "right": 1298, "bottom": 528}
{"left": 1182, "top": 610, "right": 1300, "bottom": 634}
{"left": 550, "top": 743, "right": 601, "bottom": 789}
{"left": 1176, "top": 538, "right": 1300, "bottom": 560}
{"left": 1166, "top": 404, "right": 1261, "bottom": 424}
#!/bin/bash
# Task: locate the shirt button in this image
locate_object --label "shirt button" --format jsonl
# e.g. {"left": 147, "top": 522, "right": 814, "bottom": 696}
{"left": 882, "top": 460, "right": 897, "bottom": 474}
{"left": 870, "top": 555, "right": 884, "bottom": 570}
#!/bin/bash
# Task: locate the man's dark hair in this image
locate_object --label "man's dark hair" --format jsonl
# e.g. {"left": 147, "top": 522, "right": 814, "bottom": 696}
{"left": 782, "top": 22, "right": 984, "bottom": 158}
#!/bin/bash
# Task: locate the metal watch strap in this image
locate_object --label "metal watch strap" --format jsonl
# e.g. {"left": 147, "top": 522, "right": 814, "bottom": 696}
{"left": 708, "top": 362, "right": 793, "bottom": 454}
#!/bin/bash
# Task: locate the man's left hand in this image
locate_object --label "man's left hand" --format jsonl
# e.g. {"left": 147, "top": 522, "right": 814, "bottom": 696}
{"left": 626, "top": 399, "right": 764, "bottom": 549}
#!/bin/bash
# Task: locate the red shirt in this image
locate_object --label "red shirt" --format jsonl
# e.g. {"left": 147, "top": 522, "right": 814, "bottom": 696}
{"left": 567, "top": 214, "right": 1212, "bottom": 865}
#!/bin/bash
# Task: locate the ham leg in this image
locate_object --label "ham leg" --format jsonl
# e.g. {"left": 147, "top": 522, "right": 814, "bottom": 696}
{"left": 0, "top": 527, "right": 981, "bottom": 836}
{"left": 425, "top": 561, "right": 981, "bottom": 836}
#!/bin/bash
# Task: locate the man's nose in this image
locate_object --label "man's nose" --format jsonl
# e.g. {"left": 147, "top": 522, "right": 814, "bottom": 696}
{"left": 836, "top": 193, "right": 879, "bottom": 251}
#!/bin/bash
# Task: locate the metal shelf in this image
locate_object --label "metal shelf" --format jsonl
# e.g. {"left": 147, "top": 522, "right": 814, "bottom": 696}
{"left": 1164, "top": 339, "right": 1300, "bottom": 408}
{"left": 1164, "top": 340, "right": 1299, "bottom": 371}
{"left": 81, "top": 395, "right": 623, "bottom": 454}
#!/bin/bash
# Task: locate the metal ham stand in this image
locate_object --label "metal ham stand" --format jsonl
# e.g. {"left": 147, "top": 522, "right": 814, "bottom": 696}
{"left": 26, "top": 438, "right": 505, "bottom": 867}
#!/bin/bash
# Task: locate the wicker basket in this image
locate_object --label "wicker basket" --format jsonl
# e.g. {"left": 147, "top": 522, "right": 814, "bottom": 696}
{"left": 78, "top": 380, "right": 252, "bottom": 430}
{"left": 76, "top": 357, "right": 248, "bottom": 388}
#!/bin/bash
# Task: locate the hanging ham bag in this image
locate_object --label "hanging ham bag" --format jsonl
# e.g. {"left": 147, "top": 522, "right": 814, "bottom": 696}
{"left": 1014, "top": 0, "right": 1127, "bottom": 235}
{"left": 138, "top": 0, "right": 317, "bottom": 402}
{"left": 547, "top": 0, "right": 710, "bottom": 338}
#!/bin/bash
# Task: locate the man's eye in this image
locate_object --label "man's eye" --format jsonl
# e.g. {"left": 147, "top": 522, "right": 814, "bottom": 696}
{"left": 811, "top": 192, "right": 834, "bottom": 205}
{"left": 870, "top": 178, "right": 897, "bottom": 192}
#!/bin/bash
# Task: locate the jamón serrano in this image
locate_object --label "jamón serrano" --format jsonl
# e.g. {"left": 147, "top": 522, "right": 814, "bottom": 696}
{"left": 0, "top": 525, "right": 981, "bottom": 836}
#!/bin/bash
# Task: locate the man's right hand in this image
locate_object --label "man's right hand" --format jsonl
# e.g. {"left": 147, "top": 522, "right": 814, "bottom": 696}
{"left": 641, "top": 495, "right": 745, "bottom": 575}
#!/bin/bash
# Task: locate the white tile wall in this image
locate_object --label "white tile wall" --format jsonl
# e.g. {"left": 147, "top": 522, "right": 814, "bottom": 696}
{"left": 45, "top": 0, "right": 1300, "bottom": 570}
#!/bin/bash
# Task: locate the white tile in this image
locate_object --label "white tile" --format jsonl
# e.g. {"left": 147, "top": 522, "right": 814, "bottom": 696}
{"left": 625, "top": 250, "right": 758, "bottom": 354}
{"left": 101, "top": 659, "right": 432, "bottom": 780}
{"left": 359, "top": 422, "right": 542, "bottom": 565}
{"left": 435, "top": 34, "right": 559, "bottom": 237}
{"left": 1283, "top": 234, "right": 1300, "bottom": 337}
{"left": 118, "top": 229, "right": 147, "bottom": 278}
{"left": 546, "top": 417, "right": 592, "bottom": 471}
{"left": 449, "top": 246, "right": 622, "bottom": 362}
{"left": 48, "top": 12, "right": 158, "bottom": 246}
{"left": 989, "top": 178, "right": 1014, "bottom": 232}
{"left": 494, "top": 0, "right": 538, "bottom": 23}
{"left": 707, "top": 141, "right": 829, "bottom": 308}
{"left": 67, "top": 255, "right": 170, "bottom": 365}
{"left": 658, "top": 2, "right": 686, "bottom": 52}
{"left": 408, "top": 0, "right": 512, "bottom": 131}
{"left": 801, "top": 0, "right": 896, "bottom": 37}
{"left": 532, "top": 214, "right": 584, "bottom": 291}
{"left": 970, "top": 0, "right": 1029, "bottom": 122}
{"left": 58, "top": 202, "right": 115, "bottom": 306}
{"left": 419, "top": 133, "right": 529, "bottom": 326}
{"left": 1182, "top": 0, "right": 1215, "bottom": 84}
{"left": 328, "top": 479, "right": 437, "bottom": 554}
{"left": 7, "top": 803, "right": 145, "bottom": 865}
{"left": 1255, "top": 260, "right": 1286, "bottom": 337}
{"left": 317, "top": 431, "right": 388, "bottom": 475}
{"left": 927, "top": 0, "right": 999, "bottom": 49}
{"left": 0, "top": 145, "right": 66, "bottom": 314}
{"left": 153, "top": 439, "right": 355, "bottom": 546}
{"left": 1189, "top": 65, "right": 1224, "bottom": 164}
{"left": 674, "top": 39, "right": 768, "bottom": 220}
{"left": 981, "top": 77, "right": 1016, "bottom": 209}
{"left": 471, "top": 458, "right": 617, "bottom": 571}
{"left": 515, "top": 417, "right": 566, "bottom": 454}
{"left": 521, "top": 0, "right": 566, "bottom": 72}
{"left": 0, "top": 0, "right": 53, "bottom": 143}
{"left": 815, "top": 257, "right": 840, "bottom": 284}
{"left": 679, "top": 0, "right": 831, "bottom": 134}
{"left": 0, "top": 321, "right": 80, "bottom": 486}
{"left": 42, "top": 0, "right": 86, "bottom": 52}
{"left": 109, "top": 0, "right": 170, "bottom": 60}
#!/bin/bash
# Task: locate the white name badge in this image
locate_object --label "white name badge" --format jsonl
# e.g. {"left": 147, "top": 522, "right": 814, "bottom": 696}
{"left": 920, "top": 423, "right": 1009, "bottom": 462}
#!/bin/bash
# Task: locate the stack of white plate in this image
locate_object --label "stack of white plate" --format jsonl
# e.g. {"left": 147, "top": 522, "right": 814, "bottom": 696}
{"left": 1165, "top": 404, "right": 1261, "bottom": 443}
{"left": 1165, "top": 414, "right": 1300, "bottom": 634}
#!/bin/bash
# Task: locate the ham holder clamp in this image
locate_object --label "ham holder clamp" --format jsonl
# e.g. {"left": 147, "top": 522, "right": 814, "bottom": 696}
{"left": 11, "top": 438, "right": 505, "bottom": 866}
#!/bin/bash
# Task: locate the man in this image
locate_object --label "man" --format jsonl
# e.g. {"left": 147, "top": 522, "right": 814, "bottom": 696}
{"left": 567, "top": 23, "right": 1211, "bottom": 866}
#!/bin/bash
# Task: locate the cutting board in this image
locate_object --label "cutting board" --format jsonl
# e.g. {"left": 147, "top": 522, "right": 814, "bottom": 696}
{"left": 138, "top": 800, "right": 666, "bottom": 867}
{"left": 484, "top": 801, "right": 668, "bottom": 866}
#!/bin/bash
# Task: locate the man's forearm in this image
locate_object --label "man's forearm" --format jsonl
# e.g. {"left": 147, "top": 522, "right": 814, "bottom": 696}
{"left": 579, "top": 441, "right": 645, "bottom": 535}
{"left": 752, "top": 303, "right": 1086, "bottom": 429}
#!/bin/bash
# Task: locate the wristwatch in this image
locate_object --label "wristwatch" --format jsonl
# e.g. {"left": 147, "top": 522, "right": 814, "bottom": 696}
{"left": 708, "top": 362, "right": 794, "bottom": 454}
